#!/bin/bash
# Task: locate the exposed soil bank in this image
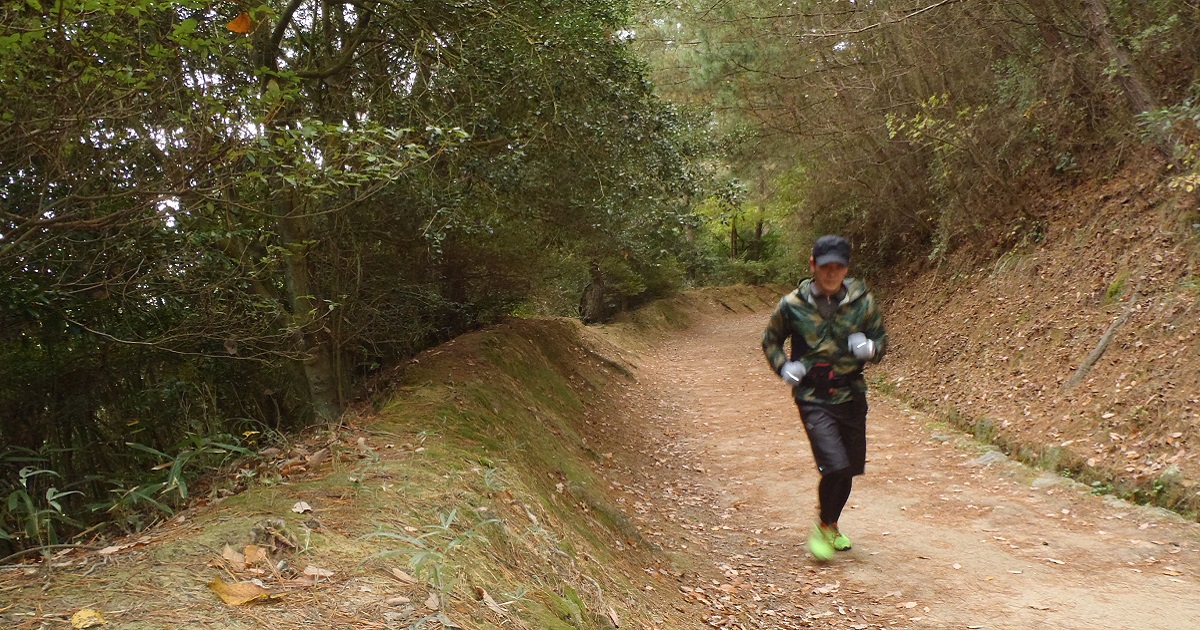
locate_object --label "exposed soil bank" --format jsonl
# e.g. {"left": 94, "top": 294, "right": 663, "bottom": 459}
{"left": 878, "top": 160, "right": 1200, "bottom": 514}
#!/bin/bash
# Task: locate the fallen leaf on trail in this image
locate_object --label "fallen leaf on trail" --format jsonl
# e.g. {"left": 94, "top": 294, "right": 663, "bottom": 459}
{"left": 477, "top": 588, "right": 506, "bottom": 615}
{"left": 227, "top": 12, "right": 252, "bottom": 33}
{"left": 243, "top": 544, "right": 269, "bottom": 565}
{"left": 97, "top": 537, "right": 149, "bottom": 556}
{"left": 1160, "top": 568, "right": 1184, "bottom": 576}
{"left": 279, "top": 460, "right": 306, "bottom": 476}
{"left": 607, "top": 606, "right": 621, "bottom": 627}
{"left": 292, "top": 501, "right": 313, "bottom": 514}
{"left": 306, "top": 448, "right": 330, "bottom": 467}
{"left": 900, "top": 601, "right": 917, "bottom": 608}
{"left": 812, "top": 581, "right": 840, "bottom": 595}
{"left": 222, "top": 544, "right": 245, "bottom": 567}
{"left": 1040, "top": 557, "right": 1065, "bottom": 565}
{"left": 209, "top": 578, "right": 275, "bottom": 606}
{"left": 1008, "top": 570, "right": 1023, "bottom": 574}
{"left": 70, "top": 609, "right": 106, "bottom": 628}
{"left": 385, "top": 596, "right": 411, "bottom": 605}
{"left": 390, "top": 568, "right": 418, "bottom": 584}
{"left": 424, "top": 592, "right": 440, "bottom": 610}
{"left": 303, "top": 565, "right": 335, "bottom": 578}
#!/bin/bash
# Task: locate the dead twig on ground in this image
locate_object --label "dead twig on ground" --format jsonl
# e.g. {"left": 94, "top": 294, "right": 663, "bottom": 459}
{"left": 1062, "top": 289, "right": 1140, "bottom": 392}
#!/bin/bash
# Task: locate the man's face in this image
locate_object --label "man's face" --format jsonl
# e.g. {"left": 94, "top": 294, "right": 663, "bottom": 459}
{"left": 810, "top": 258, "right": 849, "bottom": 295}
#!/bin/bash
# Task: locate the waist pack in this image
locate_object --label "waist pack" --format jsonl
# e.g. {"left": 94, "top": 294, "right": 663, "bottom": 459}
{"left": 801, "top": 362, "right": 862, "bottom": 399}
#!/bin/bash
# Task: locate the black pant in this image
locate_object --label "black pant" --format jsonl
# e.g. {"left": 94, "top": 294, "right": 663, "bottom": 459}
{"left": 797, "top": 393, "right": 868, "bottom": 524}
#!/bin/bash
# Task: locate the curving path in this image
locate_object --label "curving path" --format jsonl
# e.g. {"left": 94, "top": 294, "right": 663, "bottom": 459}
{"left": 610, "top": 306, "right": 1200, "bottom": 630}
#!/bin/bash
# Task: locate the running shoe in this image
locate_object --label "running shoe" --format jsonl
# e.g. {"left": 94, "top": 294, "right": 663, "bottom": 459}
{"left": 808, "top": 523, "right": 835, "bottom": 560}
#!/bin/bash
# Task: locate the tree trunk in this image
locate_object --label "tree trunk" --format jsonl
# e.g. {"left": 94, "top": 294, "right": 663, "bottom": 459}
{"left": 580, "top": 261, "right": 606, "bottom": 324}
{"left": 277, "top": 194, "right": 343, "bottom": 422}
{"left": 1081, "top": 0, "right": 1167, "bottom": 157}
{"left": 730, "top": 216, "right": 738, "bottom": 258}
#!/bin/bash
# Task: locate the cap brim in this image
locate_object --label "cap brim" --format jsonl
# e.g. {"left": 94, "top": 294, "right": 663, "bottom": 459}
{"left": 813, "top": 254, "right": 849, "bottom": 266}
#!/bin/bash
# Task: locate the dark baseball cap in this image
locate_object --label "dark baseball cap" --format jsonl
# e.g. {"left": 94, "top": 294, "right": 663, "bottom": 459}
{"left": 812, "top": 235, "right": 851, "bottom": 266}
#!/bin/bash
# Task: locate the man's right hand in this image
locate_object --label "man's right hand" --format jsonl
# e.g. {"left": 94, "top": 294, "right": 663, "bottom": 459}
{"left": 780, "top": 361, "right": 806, "bottom": 386}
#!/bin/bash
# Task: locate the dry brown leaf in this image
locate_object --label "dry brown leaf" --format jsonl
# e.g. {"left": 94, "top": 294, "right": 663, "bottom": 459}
{"left": 292, "top": 501, "right": 313, "bottom": 514}
{"left": 243, "top": 544, "right": 269, "bottom": 565}
{"left": 303, "top": 565, "right": 335, "bottom": 578}
{"left": 97, "top": 537, "right": 149, "bottom": 556}
{"left": 606, "top": 606, "right": 621, "bottom": 627}
{"left": 306, "top": 448, "right": 330, "bottom": 467}
{"left": 70, "top": 609, "right": 106, "bottom": 628}
{"left": 424, "top": 592, "right": 440, "bottom": 610}
{"left": 226, "top": 12, "right": 252, "bottom": 34}
{"left": 279, "top": 460, "right": 306, "bottom": 476}
{"left": 209, "top": 578, "right": 275, "bottom": 606}
{"left": 390, "top": 568, "right": 418, "bottom": 584}
{"left": 477, "top": 588, "right": 506, "bottom": 615}
{"left": 222, "top": 544, "right": 245, "bottom": 567}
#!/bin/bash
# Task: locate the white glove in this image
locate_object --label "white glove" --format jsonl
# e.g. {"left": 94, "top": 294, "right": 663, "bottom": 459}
{"left": 848, "top": 332, "right": 875, "bottom": 361}
{"left": 780, "top": 361, "right": 806, "bottom": 386}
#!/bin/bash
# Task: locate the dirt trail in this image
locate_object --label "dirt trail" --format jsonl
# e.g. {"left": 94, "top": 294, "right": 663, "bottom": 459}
{"left": 613, "top": 307, "right": 1200, "bottom": 629}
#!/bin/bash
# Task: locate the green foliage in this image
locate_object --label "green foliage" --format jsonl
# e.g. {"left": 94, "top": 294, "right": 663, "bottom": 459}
{"left": 0, "top": 450, "right": 81, "bottom": 553}
{"left": 1104, "top": 270, "right": 1131, "bottom": 304}
{"left": 1, "top": 0, "right": 712, "bottom": 548}
{"left": 1139, "top": 83, "right": 1200, "bottom": 195}
{"left": 86, "top": 434, "right": 251, "bottom": 534}
{"left": 362, "top": 509, "right": 500, "bottom": 592}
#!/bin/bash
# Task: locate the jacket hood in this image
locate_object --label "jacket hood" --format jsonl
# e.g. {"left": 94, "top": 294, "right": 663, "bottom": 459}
{"left": 797, "top": 277, "right": 869, "bottom": 306}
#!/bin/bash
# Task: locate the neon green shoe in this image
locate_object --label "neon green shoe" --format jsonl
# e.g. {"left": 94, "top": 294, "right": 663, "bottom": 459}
{"left": 832, "top": 530, "right": 852, "bottom": 551}
{"left": 808, "top": 524, "right": 835, "bottom": 561}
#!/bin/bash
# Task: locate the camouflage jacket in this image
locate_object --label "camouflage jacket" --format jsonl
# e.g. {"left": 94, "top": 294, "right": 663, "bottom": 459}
{"left": 761, "top": 277, "right": 888, "bottom": 404}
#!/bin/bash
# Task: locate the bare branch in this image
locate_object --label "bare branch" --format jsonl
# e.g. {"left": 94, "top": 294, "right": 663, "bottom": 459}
{"left": 794, "top": 0, "right": 969, "bottom": 40}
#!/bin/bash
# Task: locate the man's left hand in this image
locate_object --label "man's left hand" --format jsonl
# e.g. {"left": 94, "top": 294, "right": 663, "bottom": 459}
{"left": 848, "top": 332, "right": 875, "bottom": 361}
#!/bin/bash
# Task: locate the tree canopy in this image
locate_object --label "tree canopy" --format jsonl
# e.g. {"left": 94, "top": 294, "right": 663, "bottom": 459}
{"left": 637, "top": 0, "right": 1200, "bottom": 271}
{"left": 0, "top": 0, "right": 713, "bottom": 550}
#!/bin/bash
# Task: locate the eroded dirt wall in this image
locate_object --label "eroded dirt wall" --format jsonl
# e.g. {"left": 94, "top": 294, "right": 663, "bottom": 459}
{"left": 879, "top": 162, "right": 1200, "bottom": 513}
